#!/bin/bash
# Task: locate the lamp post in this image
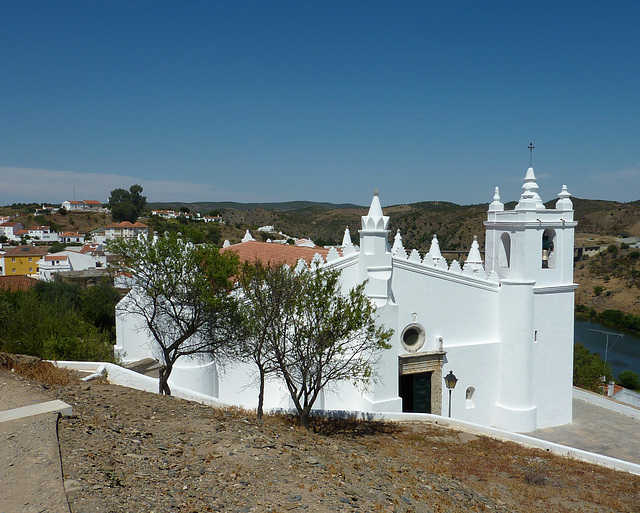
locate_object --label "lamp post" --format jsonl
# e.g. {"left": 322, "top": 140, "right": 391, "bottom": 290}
{"left": 443, "top": 370, "right": 458, "bottom": 418}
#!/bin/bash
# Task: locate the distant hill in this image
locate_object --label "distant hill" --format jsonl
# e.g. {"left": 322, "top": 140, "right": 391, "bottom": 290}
{"left": 147, "top": 200, "right": 363, "bottom": 213}
{"left": 144, "top": 197, "right": 640, "bottom": 250}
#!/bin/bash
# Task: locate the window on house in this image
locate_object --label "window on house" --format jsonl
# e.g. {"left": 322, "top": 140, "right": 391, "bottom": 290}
{"left": 11, "top": 258, "right": 15, "bottom": 262}
{"left": 12, "top": 268, "right": 16, "bottom": 273}
{"left": 29, "top": 257, "right": 32, "bottom": 262}
{"left": 29, "top": 268, "right": 33, "bottom": 272}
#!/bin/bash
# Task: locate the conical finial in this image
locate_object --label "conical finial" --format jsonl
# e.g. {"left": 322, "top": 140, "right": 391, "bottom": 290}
{"left": 428, "top": 234, "right": 442, "bottom": 260}
{"left": 391, "top": 229, "right": 404, "bottom": 255}
{"left": 556, "top": 184, "right": 573, "bottom": 211}
{"left": 489, "top": 186, "right": 504, "bottom": 212}
{"left": 361, "top": 191, "right": 389, "bottom": 231}
{"left": 342, "top": 226, "right": 352, "bottom": 247}
{"left": 516, "top": 165, "right": 545, "bottom": 210}
{"left": 241, "top": 230, "right": 255, "bottom": 243}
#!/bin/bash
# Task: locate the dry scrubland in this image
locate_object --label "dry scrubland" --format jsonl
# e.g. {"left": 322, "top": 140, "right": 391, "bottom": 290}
{"left": 3, "top": 356, "right": 640, "bottom": 513}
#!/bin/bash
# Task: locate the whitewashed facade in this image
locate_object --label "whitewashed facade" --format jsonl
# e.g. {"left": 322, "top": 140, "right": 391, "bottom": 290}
{"left": 115, "top": 167, "right": 576, "bottom": 432}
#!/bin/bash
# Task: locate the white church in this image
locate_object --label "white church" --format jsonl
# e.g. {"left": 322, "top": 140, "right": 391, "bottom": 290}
{"left": 115, "top": 166, "right": 577, "bottom": 433}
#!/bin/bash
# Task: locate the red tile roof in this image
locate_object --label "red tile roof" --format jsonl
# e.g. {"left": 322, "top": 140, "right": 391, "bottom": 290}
{"left": 105, "top": 221, "right": 149, "bottom": 228}
{"left": 221, "top": 241, "right": 330, "bottom": 267}
{"left": 44, "top": 254, "right": 68, "bottom": 261}
{"left": 3, "top": 245, "right": 50, "bottom": 257}
{"left": 60, "top": 231, "right": 84, "bottom": 237}
{"left": 0, "top": 275, "right": 38, "bottom": 291}
{"left": 83, "top": 200, "right": 102, "bottom": 205}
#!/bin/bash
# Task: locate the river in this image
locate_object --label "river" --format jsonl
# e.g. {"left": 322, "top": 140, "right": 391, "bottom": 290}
{"left": 574, "top": 318, "right": 640, "bottom": 378}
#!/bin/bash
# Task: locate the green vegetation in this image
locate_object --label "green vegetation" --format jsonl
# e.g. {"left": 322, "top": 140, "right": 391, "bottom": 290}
{"left": 0, "top": 281, "right": 121, "bottom": 362}
{"left": 575, "top": 305, "right": 640, "bottom": 335}
{"left": 145, "top": 215, "right": 222, "bottom": 245}
{"left": 618, "top": 370, "right": 640, "bottom": 390}
{"left": 107, "top": 234, "right": 240, "bottom": 395}
{"left": 238, "top": 262, "right": 393, "bottom": 428}
{"left": 573, "top": 342, "right": 612, "bottom": 392}
{"left": 108, "top": 184, "right": 147, "bottom": 223}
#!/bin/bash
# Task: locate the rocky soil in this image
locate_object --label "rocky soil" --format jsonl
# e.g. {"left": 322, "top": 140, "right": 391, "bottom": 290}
{"left": 39, "top": 380, "right": 640, "bottom": 511}
{"left": 3, "top": 357, "right": 640, "bottom": 513}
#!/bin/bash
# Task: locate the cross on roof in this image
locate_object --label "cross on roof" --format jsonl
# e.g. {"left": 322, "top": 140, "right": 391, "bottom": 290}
{"left": 528, "top": 142, "right": 535, "bottom": 167}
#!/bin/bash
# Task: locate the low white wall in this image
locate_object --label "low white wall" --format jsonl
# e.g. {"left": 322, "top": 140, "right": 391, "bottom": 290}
{"left": 51, "top": 361, "right": 227, "bottom": 407}
{"left": 574, "top": 387, "right": 640, "bottom": 420}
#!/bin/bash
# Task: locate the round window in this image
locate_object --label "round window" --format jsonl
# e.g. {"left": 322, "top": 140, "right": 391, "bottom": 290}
{"left": 401, "top": 323, "right": 426, "bottom": 352}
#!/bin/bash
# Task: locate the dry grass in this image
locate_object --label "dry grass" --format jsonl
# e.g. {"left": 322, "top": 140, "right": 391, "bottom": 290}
{"left": 0, "top": 352, "right": 75, "bottom": 386}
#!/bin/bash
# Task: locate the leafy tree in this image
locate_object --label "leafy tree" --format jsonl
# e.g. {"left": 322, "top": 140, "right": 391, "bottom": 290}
{"left": 108, "top": 184, "right": 147, "bottom": 223}
{"left": 237, "top": 262, "right": 300, "bottom": 418}
{"left": 239, "top": 263, "right": 393, "bottom": 428}
{"left": 573, "top": 342, "right": 612, "bottom": 392}
{"left": 618, "top": 370, "right": 640, "bottom": 390}
{"left": 107, "top": 234, "right": 239, "bottom": 395}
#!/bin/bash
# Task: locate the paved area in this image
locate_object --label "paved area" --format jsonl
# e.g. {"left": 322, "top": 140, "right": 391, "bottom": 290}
{"left": 0, "top": 371, "right": 71, "bottom": 513}
{"left": 529, "top": 396, "right": 640, "bottom": 465}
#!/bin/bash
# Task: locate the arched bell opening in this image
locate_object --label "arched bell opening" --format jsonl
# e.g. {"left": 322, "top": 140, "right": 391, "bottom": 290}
{"left": 542, "top": 228, "right": 556, "bottom": 269}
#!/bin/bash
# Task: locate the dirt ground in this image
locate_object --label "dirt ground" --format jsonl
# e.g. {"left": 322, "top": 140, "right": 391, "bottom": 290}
{"left": 2, "top": 363, "right": 635, "bottom": 513}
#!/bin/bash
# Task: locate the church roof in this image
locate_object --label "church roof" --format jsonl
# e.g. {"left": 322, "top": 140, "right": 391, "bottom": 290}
{"left": 221, "top": 241, "right": 330, "bottom": 267}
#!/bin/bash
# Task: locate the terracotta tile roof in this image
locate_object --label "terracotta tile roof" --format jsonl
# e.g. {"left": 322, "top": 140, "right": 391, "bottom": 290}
{"left": 29, "top": 225, "right": 50, "bottom": 230}
{"left": 0, "top": 221, "right": 19, "bottom": 227}
{"left": 105, "top": 221, "right": 149, "bottom": 228}
{"left": 15, "top": 230, "right": 28, "bottom": 235}
{"left": 79, "top": 243, "right": 100, "bottom": 254}
{"left": 83, "top": 200, "right": 102, "bottom": 205}
{"left": 66, "top": 200, "right": 83, "bottom": 204}
{"left": 60, "top": 231, "right": 84, "bottom": 237}
{"left": 3, "top": 245, "right": 50, "bottom": 256}
{"left": 221, "top": 241, "right": 330, "bottom": 267}
{"left": 0, "top": 275, "right": 37, "bottom": 291}
{"left": 44, "top": 254, "right": 68, "bottom": 261}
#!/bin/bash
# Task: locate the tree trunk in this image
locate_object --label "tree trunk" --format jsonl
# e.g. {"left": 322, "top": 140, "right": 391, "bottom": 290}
{"left": 299, "top": 408, "right": 311, "bottom": 430}
{"left": 257, "top": 367, "right": 265, "bottom": 419}
{"left": 159, "top": 365, "right": 172, "bottom": 396}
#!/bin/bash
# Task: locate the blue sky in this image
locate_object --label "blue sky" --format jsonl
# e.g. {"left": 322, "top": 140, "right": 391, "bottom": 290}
{"left": 1, "top": 1, "right": 639, "bottom": 207}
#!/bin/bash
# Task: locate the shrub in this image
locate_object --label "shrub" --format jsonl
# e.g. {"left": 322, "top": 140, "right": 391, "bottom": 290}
{"left": 593, "top": 285, "right": 604, "bottom": 296}
{"left": 607, "top": 244, "right": 619, "bottom": 255}
{"left": 618, "top": 371, "right": 640, "bottom": 390}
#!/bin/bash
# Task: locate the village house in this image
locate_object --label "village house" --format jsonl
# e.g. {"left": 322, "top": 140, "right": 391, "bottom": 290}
{"left": 115, "top": 167, "right": 576, "bottom": 433}
{"left": 37, "top": 250, "right": 103, "bottom": 281}
{"left": 104, "top": 221, "right": 150, "bottom": 240}
{"left": 27, "top": 225, "right": 59, "bottom": 243}
{"left": 61, "top": 200, "right": 103, "bottom": 212}
{"left": 59, "top": 231, "right": 86, "bottom": 244}
{"left": 0, "top": 245, "right": 50, "bottom": 277}
{"left": 0, "top": 221, "right": 24, "bottom": 242}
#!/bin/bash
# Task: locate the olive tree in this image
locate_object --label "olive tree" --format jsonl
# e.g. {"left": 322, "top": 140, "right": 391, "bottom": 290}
{"left": 108, "top": 234, "right": 239, "bottom": 395}
{"left": 238, "top": 262, "right": 393, "bottom": 428}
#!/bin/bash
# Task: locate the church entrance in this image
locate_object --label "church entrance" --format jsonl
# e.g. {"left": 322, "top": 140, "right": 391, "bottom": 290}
{"left": 398, "top": 351, "right": 445, "bottom": 415}
{"left": 399, "top": 372, "right": 432, "bottom": 413}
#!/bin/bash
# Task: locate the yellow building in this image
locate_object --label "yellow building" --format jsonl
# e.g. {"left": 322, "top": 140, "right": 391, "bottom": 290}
{"left": 0, "top": 245, "right": 49, "bottom": 277}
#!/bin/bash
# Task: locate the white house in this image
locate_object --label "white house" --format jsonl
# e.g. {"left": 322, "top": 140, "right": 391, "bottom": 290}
{"left": 115, "top": 167, "right": 576, "bottom": 433}
{"left": 104, "top": 221, "right": 150, "bottom": 240}
{"left": 27, "top": 225, "right": 58, "bottom": 242}
{"left": 62, "top": 200, "right": 103, "bottom": 211}
{"left": 37, "top": 250, "right": 105, "bottom": 281}
{"left": 0, "top": 221, "right": 24, "bottom": 241}
{"left": 59, "top": 231, "right": 86, "bottom": 244}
